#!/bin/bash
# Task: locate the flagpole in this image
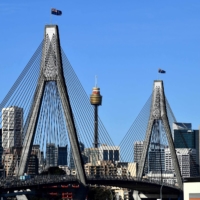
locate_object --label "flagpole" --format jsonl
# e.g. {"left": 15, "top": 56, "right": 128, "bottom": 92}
{"left": 50, "top": 3, "right": 52, "bottom": 24}
{"left": 50, "top": 13, "right": 52, "bottom": 24}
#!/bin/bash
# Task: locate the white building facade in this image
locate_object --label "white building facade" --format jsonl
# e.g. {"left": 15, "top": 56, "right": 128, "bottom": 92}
{"left": 176, "top": 148, "right": 197, "bottom": 178}
{"left": 165, "top": 147, "right": 197, "bottom": 178}
{"left": 46, "top": 143, "right": 58, "bottom": 168}
{"left": 99, "top": 144, "right": 120, "bottom": 162}
{"left": 134, "top": 141, "right": 144, "bottom": 163}
{"left": 2, "top": 106, "right": 23, "bottom": 149}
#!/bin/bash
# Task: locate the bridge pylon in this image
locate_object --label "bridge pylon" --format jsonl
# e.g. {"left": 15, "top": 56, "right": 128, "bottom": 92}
{"left": 17, "top": 25, "right": 86, "bottom": 185}
{"left": 137, "top": 80, "right": 183, "bottom": 190}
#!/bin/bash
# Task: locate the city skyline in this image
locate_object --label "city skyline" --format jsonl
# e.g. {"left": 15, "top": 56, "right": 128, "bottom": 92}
{"left": 0, "top": 11, "right": 198, "bottom": 196}
{"left": 1, "top": 1, "right": 200, "bottom": 145}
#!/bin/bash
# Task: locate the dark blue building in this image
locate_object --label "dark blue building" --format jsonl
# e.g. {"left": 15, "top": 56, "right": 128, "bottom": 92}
{"left": 174, "top": 129, "right": 196, "bottom": 149}
{"left": 173, "top": 123, "right": 200, "bottom": 175}
{"left": 58, "top": 145, "right": 67, "bottom": 166}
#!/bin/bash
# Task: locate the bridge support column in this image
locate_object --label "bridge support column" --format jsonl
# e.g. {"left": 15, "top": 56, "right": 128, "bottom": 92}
{"left": 17, "top": 25, "right": 86, "bottom": 185}
{"left": 137, "top": 80, "right": 183, "bottom": 190}
{"left": 132, "top": 190, "right": 141, "bottom": 200}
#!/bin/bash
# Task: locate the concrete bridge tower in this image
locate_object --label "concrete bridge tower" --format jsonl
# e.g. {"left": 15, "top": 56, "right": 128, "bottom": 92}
{"left": 17, "top": 25, "right": 86, "bottom": 185}
{"left": 137, "top": 80, "right": 183, "bottom": 190}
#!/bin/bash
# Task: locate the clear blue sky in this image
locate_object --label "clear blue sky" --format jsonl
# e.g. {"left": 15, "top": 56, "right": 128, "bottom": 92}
{"left": 1, "top": 1, "right": 200, "bottom": 145}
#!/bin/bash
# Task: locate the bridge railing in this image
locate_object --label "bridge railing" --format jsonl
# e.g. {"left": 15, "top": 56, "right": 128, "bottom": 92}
{"left": 86, "top": 175, "right": 179, "bottom": 189}
{"left": 0, "top": 174, "right": 180, "bottom": 190}
{"left": 0, "top": 175, "right": 78, "bottom": 189}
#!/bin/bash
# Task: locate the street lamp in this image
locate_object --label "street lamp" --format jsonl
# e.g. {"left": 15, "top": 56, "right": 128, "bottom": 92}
{"left": 160, "top": 182, "right": 164, "bottom": 200}
{"left": 109, "top": 189, "right": 113, "bottom": 200}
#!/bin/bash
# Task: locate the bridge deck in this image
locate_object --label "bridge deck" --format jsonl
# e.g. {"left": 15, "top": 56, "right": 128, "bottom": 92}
{"left": 0, "top": 175, "right": 182, "bottom": 196}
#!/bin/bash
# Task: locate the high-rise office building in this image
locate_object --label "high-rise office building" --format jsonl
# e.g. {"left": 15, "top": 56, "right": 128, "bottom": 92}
{"left": 58, "top": 145, "right": 67, "bottom": 166}
{"left": 173, "top": 122, "right": 195, "bottom": 149}
{"left": 173, "top": 122, "right": 200, "bottom": 174}
{"left": 31, "top": 145, "right": 42, "bottom": 173}
{"left": 165, "top": 147, "right": 197, "bottom": 177}
{"left": 0, "top": 129, "right": 4, "bottom": 178}
{"left": 99, "top": 144, "right": 120, "bottom": 162}
{"left": 176, "top": 148, "right": 197, "bottom": 178}
{"left": 38, "top": 151, "right": 45, "bottom": 173}
{"left": 0, "top": 129, "right": 3, "bottom": 166}
{"left": 84, "top": 145, "right": 120, "bottom": 166}
{"left": 55, "top": 147, "right": 58, "bottom": 166}
{"left": 46, "top": 143, "right": 58, "bottom": 168}
{"left": 27, "top": 155, "right": 38, "bottom": 175}
{"left": 165, "top": 148, "right": 174, "bottom": 172}
{"left": 70, "top": 148, "right": 75, "bottom": 170}
{"left": 32, "top": 145, "right": 41, "bottom": 163}
{"left": 148, "top": 144, "right": 165, "bottom": 172}
{"left": 40, "top": 151, "right": 44, "bottom": 166}
{"left": 134, "top": 141, "right": 144, "bottom": 163}
{"left": 2, "top": 106, "right": 23, "bottom": 149}
{"left": 174, "top": 130, "right": 195, "bottom": 149}
{"left": 84, "top": 148, "right": 100, "bottom": 165}
{"left": 173, "top": 122, "right": 192, "bottom": 130}
{"left": 198, "top": 127, "right": 200, "bottom": 174}
{"left": 134, "top": 141, "right": 148, "bottom": 174}
{"left": 3, "top": 147, "right": 22, "bottom": 176}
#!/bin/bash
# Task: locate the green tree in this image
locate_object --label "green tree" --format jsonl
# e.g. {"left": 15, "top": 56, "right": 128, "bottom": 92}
{"left": 40, "top": 167, "right": 66, "bottom": 175}
{"left": 87, "top": 187, "right": 112, "bottom": 200}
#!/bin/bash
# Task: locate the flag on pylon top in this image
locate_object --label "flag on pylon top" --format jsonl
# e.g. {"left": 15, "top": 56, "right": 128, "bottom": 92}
{"left": 158, "top": 68, "right": 166, "bottom": 73}
{"left": 51, "top": 8, "right": 62, "bottom": 16}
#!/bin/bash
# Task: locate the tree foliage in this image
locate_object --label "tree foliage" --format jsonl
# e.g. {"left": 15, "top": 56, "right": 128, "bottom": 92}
{"left": 40, "top": 166, "right": 66, "bottom": 175}
{"left": 87, "top": 187, "right": 112, "bottom": 200}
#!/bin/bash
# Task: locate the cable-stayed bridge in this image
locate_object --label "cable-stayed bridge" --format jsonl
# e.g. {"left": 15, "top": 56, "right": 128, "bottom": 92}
{"left": 0, "top": 24, "right": 198, "bottom": 199}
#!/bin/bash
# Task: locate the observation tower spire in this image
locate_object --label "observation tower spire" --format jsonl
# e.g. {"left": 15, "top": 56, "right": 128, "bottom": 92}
{"left": 90, "top": 76, "right": 102, "bottom": 148}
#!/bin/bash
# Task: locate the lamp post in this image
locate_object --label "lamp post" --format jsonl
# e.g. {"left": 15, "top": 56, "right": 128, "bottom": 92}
{"left": 160, "top": 182, "right": 164, "bottom": 200}
{"left": 109, "top": 189, "right": 113, "bottom": 200}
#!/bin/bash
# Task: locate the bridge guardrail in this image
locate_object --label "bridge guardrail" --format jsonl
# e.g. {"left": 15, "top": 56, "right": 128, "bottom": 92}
{"left": 0, "top": 175, "right": 179, "bottom": 190}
